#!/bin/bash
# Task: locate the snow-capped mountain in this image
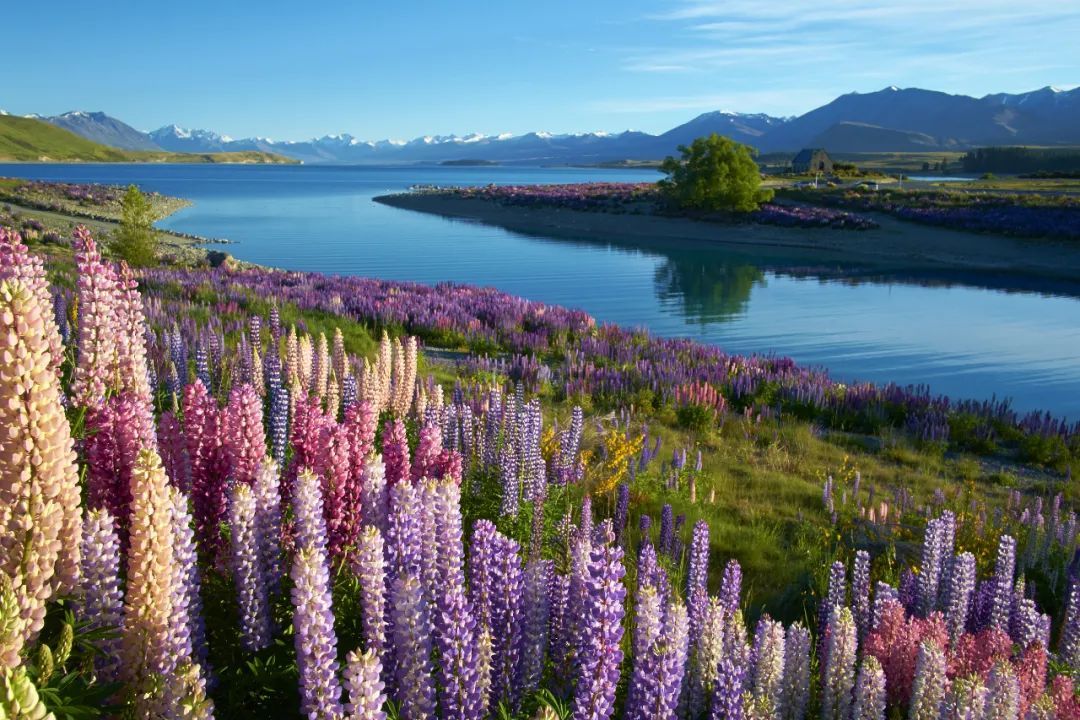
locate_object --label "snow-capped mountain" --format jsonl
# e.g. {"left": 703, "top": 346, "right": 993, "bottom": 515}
{"left": 25, "top": 84, "right": 1080, "bottom": 163}
{"left": 45, "top": 111, "right": 162, "bottom": 151}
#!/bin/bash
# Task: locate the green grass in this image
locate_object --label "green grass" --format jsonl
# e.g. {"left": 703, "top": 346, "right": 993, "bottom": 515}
{"left": 0, "top": 115, "right": 297, "bottom": 164}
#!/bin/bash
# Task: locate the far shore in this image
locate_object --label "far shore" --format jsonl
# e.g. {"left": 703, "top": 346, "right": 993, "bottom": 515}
{"left": 374, "top": 192, "right": 1080, "bottom": 283}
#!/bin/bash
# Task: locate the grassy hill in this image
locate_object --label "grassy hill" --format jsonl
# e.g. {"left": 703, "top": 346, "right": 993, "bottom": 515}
{"left": 0, "top": 115, "right": 296, "bottom": 164}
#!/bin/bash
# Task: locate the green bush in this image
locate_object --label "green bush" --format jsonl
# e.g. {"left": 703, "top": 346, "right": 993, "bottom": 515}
{"left": 110, "top": 185, "right": 159, "bottom": 267}
{"left": 659, "top": 134, "right": 773, "bottom": 212}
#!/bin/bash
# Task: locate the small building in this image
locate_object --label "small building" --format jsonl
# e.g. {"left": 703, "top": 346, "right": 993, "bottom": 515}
{"left": 792, "top": 148, "right": 833, "bottom": 174}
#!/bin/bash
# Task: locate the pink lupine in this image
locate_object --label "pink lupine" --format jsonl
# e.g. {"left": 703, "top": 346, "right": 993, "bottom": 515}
{"left": 224, "top": 383, "right": 267, "bottom": 486}
{"left": 85, "top": 391, "right": 155, "bottom": 541}
{"left": 323, "top": 421, "right": 361, "bottom": 558}
{"left": 70, "top": 226, "right": 121, "bottom": 409}
{"left": 411, "top": 420, "right": 443, "bottom": 482}
{"left": 344, "top": 400, "right": 378, "bottom": 468}
{"left": 1016, "top": 643, "right": 1048, "bottom": 718}
{"left": 947, "top": 627, "right": 1012, "bottom": 680}
{"left": 863, "top": 599, "right": 948, "bottom": 707}
{"left": 382, "top": 419, "right": 411, "bottom": 486}
{"left": 184, "top": 380, "right": 229, "bottom": 555}
{"left": 0, "top": 228, "right": 63, "bottom": 379}
{"left": 114, "top": 261, "right": 156, "bottom": 442}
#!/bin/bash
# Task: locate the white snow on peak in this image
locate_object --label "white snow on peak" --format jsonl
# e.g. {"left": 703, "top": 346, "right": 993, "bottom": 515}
{"left": 0, "top": 109, "right": 7, "bottom": 116}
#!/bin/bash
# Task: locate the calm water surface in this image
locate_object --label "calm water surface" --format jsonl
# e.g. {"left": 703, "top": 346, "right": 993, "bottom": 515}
{"left": 3, "top": 163, "right": 1078, "bottom": 419}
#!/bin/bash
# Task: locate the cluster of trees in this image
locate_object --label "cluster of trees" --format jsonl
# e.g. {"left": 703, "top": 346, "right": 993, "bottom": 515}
{"left": 961, "top": 146, "right": 1080, "bottom": 175}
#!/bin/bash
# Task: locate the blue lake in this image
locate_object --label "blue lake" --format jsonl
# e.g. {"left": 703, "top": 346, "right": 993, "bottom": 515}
{"left": 2, "top": 163, "right": 1079, "bottom": 420}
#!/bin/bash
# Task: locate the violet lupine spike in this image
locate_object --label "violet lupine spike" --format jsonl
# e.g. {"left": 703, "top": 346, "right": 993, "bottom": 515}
{"left": 170, "top": 488, "right": 209, "bottom": 674}
{"left": 389, "top": 574, "right": 437, "bottom": 720}
{"left": 468, "top": 520, "right": 499, "bottom": 631}
{"left": 344, "top": 648, "right": 388, "bottom": 720}
{"left": 361, "top": 454, "right": 388, "bottom": 535}
{"left": 688, "top": 519, "right": 710, "bottom": 597}
{"left": 434, "top": 584, "right": 485, "bottom": 720}
{"left": 627, "top": 584, "right": 664, "bottom": 717}
{"left": 990, "top": 535, "right": 1017, "bottom": 632}
{"left": 780, "top": 623, "right": 811, "bottom": 720}
{"left": 821, "top": 606, "right": 857, "bottom": 720}
{"left": 291, "top": 545, "right": 345, "bottom": 720}
{"left": 499, "top": 438, "right": 519, "bottom": 518}
{"left": 944, "top": 552, "right": 977, "bottom": 648}
{"left": 719, "top": 559, "right": 743, "bottom": 615}
{"left": 489, "top": 532, "right": 525, "bottom": 711}
{"left": 819, "top": 561, "right": 847, "bottom": 655}
{"left": 851, "top": 551, "right": 871, "bottom": 641}
{"left": 229, "top": 483, "right": 273, "bottom": 652}
{"left": 253, "top": 457, "right": 284, "bottom": 595}
{"left": 518, "top": 558, "right": 552, "bottom": 697}
{"left": 431, "top": 479, "right": 466, "bottom": 591}
{"left": 571, "top": 528, "right": 626, "bottom": 720}
{"left": 909, "top": 640, "right": 947, "bottom": 720}
{"left": 1059, "top": 581, "right": 1080, "bottom": 673}
{"left": 613, "top": 483, "right": 630, "bottom": 544}
{"left": 709, "top": 656, "right": 746, "bottom": 720}
{"left": 79, "top": 509, "right": 124, "bottom": 683}
{"left": 386, "top": 482, "right": 423, "bottom": 581}
{"left": 293, "top": 468, "right": 331, "bottom": 555}
{"left": 918, "top": 516, "right": 945, "bottom": 617}
{"left": 984, "top": 661, "right": 1019, "bottom": 720}
{"left": 851, "top": 656, "right": 886, "bottom": 720}
{"left": 659, "top": 504, "right": 674, "bottom": 557}
{"left": 627, "top": 589, "right": 689, "bottom": 720}
{"left": 224, "top": 383, "right": 266, "bottom": 486}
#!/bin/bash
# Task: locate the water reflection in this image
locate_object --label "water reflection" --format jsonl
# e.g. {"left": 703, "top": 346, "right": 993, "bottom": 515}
{"left": 653, "top": 254, "right": 765, "bottom": 324}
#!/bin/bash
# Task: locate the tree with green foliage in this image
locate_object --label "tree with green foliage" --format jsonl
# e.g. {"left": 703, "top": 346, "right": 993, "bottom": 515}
{"left": 111, "top": 185, "right": 158, "bottom": 267}
{"left": 659, "top": 133, "right": 773, "bottom": 212}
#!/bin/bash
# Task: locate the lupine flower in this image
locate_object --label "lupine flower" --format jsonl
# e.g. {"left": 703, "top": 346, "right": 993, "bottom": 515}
{"left": 361, "top": 455, "right": 388, "bottom": 535}
{"left": 944, "top": 553, "right": 976, "bottom": 647}
{"left": 821, "top": 606, "right": 857, "bottom": 720}
{"left": 434, "top": 584, "right": 485, "bottom": 720}
{"left": 70, "top": 226, "right": 120, "bottom": 409}
{"left": 114, "top": 261, "right": 156, "bottom": 442}
{"left": 170, "top": 487, "right": 209, "bottom": 673}
{"left": 851, "top": 656, "right": 886, "bottom": 720}
{"left": 353, "top": 526, "right": 389, "bottom": 676}
{"left": 0, "top": 279, "right": 82, "bottom": 665}
{"left": 224, "top": 383, "right": 267, "bottom": 486}
{"left": 488, "top": 532, "right": 524, "bottom": 710}
{"left": 253, "top": 457, "right": 284, "bottom": 595}
{"left": 519, "top": 559, "right": 552, "bottom": 696}
{"left": 627, "top": 587, "right": 688, "bottom": 720}
{"left": 710, "top": 656, "right": 747, "bottom": 720}
{"left": 571, "top": 527, "right": 626, "bottom": 720}
{"left": 78, "top": 508, "right": 124, "bottom": 682}
{"left": 382, "top": 419, "right": 411, "bottom": 486}
{"left": 908, "top": 640, "right": 948, "bottom": 720}
{"left": 157, "top": 410, "right": 191, "bottom": 491}
{"left": 852, "top": 551, "right": 871, "bottom": 640}
{"left": 720, "top": 559, "right": 743, "bottom": 615}
{"left": 864, "top": 600, "right": 948, "bottom": 707}
{"left": 389, "top": 574, "right": 437, "bottom": 719}
{"left": 230, "top": 483, "right": 273, "bottom": 651}
{"left": 781, "top": 623, "right": 811, "bottom": 720}
{"left": 290, "top": 468, "right": 344, "bottom": 718}
{"left": 659, "top": 504, "right": 674, "bottom": 557}
{"left": 613, "top": 483, "right": 630, "bottom": 543}
{"left": 121, "top": 450, "right": 180, "bottom": 713}
{"left": 751, "top": 617, "right": 786, "bottom": 717}
{"left": 941, "top": 675, "right": 987, "bottom": 720}
{"left": 1059, "top": 581, "right": 1080, "bottom": 673}
{"left": 688, "top": 520, "right": 710, "bottom": 597}
{"left": 984, "top": 661, "right": 1019, "bottom": 720}
{"left": 344, "top": 648, "right": 387, "bottom": 720}
{"left": 184, "top": 380, "right": 228, "bottom": 556}
{"left": 0, "top": 228, "right": 63, "bottom": 380}
{"left": 990, "top": 535, "right": 1017, "bottom": 632}
{"left": 411, "top": 420, "right": 443, "bottom": 483}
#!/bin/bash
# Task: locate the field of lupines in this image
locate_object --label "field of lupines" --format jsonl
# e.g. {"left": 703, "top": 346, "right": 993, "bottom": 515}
{"left": 416, "top": 183, "right": 880, "bottom": 230}
{"left": 2, "top": 222, "right": 1080, "bottom": 720}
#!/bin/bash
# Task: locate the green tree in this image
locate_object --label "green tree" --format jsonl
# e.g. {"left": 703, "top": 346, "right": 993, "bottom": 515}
{"left": 111, "top": 185, "right": 158, "bottom": 267}
{"left": 659, "top": 134, "right": 773, "bottom": 212}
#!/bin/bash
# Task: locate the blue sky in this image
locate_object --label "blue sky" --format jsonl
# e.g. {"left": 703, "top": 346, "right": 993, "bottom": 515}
{"left": 3, "top": 0, "right": 1077, "bottom": 141}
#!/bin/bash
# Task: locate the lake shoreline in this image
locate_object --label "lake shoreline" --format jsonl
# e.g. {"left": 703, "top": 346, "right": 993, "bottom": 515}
{"left": 374, "top": 191, "right": 1080, "bottom": 283}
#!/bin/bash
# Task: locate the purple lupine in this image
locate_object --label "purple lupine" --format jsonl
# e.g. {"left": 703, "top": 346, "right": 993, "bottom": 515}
{"left": 944, "top": 552, "right": 976, "bottom": 647}
{"left": 361, "top": 455, "right": 388, "bottom": 535}
{"left": 871, "top": 582, "right": 899, "bottom": 632}
{"left": 386, "top": 482, "right": 423, "bottom": 580}
{"left": 468, "top": 520, "right": 499, "bottom": 631}
{"left": 1059, "top": 581, "right": 1080, "bottom": 672}
{"left": 253, "top": 458, "right": 284, "bottom": 595}
{"left": 821, "top": 606, "right": 857, "bottom": 720}
{"left": 627, "top": 588, "right": 689, "bottom": 720}
{"left": 918, "top": 516, "right": 946, "bottom": 617}
{"left": 639, "top": 514, "right": 652, "bottom": 545}
{"left": 710, "top": 656, "right": 746, "bottom": 720}
{"left": 431, "top": 479, "right": 466, "bottom": 589}
{"left": 433, "top": 585, "right": 484, "bottom": 720}
{"left": 269, "top": 382, "right": 290, "bottom": 468}
{"left": 898, "top": 570, "right": 918, "bottom": 614}
{"left": 571, "top": 527, "right": 626, "bottom": 720}
{"left": 499, "top": 437, "right": 519, "bottom": 517}
{"left": 688, "top": 519, "right": 710, "bottom": 597}
{"left": 719, "top": 559, "right": 743, "bottom": 615}
{"left": 546, "top": 570, "right": 572, "bottom": 697}
{"left": 627, "top": 584, "right": 664, "bottom": 716}
{"left": 389, "top": 574, "right": 437, "bottom": 720}
{"left": 851, "top": 551, "right": 871, "bottom": 641}
{"left": 613, "top": 483, "right": 630, "bottom": 544}
{"left": 518, "top": 558, "right": 552, "bottom": 696}
{"left": 230, "top": 483, "right": 272, "bottom": 651}
{"left": 79, "top": 508, "right": 124, "bottom": 682}
{"left": 344, "top": 649, "right": 387, "bottom": 720}
{"left": 659, "top": 504, "right": 674, "bottom": 558}
{"left": 990, "top": 535, "right": 1017, "bottom": 632}
{"left": 781, "top": 623, "right": 811, "bottom": 720}
{"left": 170, "top": 488, "right": 209, "bottom": 674}
{"left": 909, "top": 640, "right": 947, "bottom": 720}
{"left": 984, "top": 661, "right": 1019, "bottom": 720}
{"left": 851, "top": 656, "right": 886, "bottom": 720}
{"left": 290, "top": 471, "right": 344, "bottom": 719}
{"left": 489, "top": 532, "right": 524, "bottom": 710}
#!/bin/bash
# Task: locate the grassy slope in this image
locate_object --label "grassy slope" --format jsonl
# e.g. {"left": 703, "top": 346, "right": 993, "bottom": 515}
{"left": 0, "top": 115, "right": 296, "bottom": 163}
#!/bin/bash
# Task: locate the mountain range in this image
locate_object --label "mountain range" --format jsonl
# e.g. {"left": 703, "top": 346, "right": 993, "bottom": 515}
{"left": 26, "top": 85, "right": 1080, "bottom": 165}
